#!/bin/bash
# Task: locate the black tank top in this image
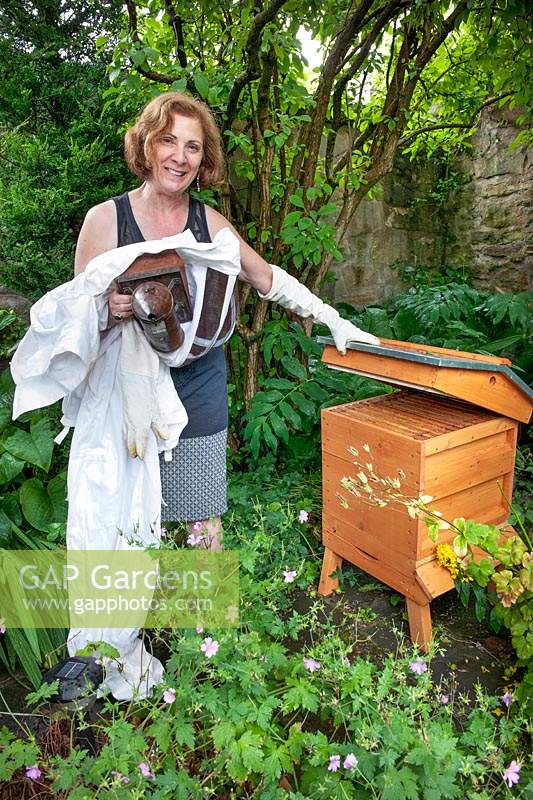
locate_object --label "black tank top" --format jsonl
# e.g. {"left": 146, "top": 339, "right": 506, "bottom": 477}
{"left": 111, "top": 192, "right": 228, "bottom": 439}
{"left": 112, "top": 192, "right": 212, "bottom": 246}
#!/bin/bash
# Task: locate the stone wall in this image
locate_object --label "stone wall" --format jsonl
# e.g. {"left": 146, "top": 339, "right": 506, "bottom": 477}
{"left": 332, "top": 107, "right": 532, "bottom": 307}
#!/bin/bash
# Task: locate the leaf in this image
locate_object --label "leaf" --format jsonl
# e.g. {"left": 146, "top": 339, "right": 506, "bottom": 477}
{"left": 269, "top": 412, "right": 289, "bottom": 445}
{"left": 0, "top": 452, "right": 24, "bottom": 484}
{"left": 292, "top": 392, "right": 315, "bottom": 417}
{"left": 281, "top": 356, "right": 307, "bottom": 380}
{"left": 249, "top": 427, "right": 262, "bottom": 460}
{"left": 283, "top": 211, "right": 302, "bottom": 227}
{"left": 0, "top": 509, "right": 13, "bottom": 546}
{"left": 279, "top": 401, "right": 301, "bottom": 429}
{"left": 171, "top": 78, "right": 187, "bottom": 92}
{"left": 262, "top": 421, "right": 278, "bottom": 453}
{"left": 47, "top": 471, "right": 68, "bottom": 522}
{"left": 19, "top": 478, "right": 54, "bottom": 532}
{"left": 0, "top": 407, "right": 12, "bottom": 434}
{"left": 246, "top": 402, "right": 274, "bottom": 418}
{"left": 130, "top": 48, "right": 146, "bottom": 66}
{"left": 4, "top": 629, "right": 42, "bottom": 688}
{"left": 194, "top": 72, "right": 209, "bottom": 99}
{"left": 2, "top": 416, "right": 54, "bottom": 472}
{"left": 289, "top": 193, "right": 305, "bottom": 209}
{"left": 173, "top": 715, "right": 195, "bottom": 748}
{"left": 238, "top": 731, "right": 264, "bottom": 772}
{"left": 302, "top": 381, "right": 328, "bottom": 402}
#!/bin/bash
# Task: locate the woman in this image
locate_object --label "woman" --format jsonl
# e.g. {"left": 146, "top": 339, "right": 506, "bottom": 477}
{"left": 75, "top": 92, "right": 378, "bottom": 550}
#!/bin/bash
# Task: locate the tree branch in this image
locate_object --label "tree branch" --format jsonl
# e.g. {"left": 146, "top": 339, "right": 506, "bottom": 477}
{"left": 398, "top": 92, "right": 513, "bottom": 147}
{"left": 162, "top": 0, "right": 187, "bottom": 68}
{"left": 224, "top": 0, "right": 289, "bottom": 131}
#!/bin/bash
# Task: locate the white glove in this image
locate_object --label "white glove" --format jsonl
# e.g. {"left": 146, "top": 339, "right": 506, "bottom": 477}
{"left": 258, "top": 265, "right": 379, "bottom": 354}
{"left": 119, "top": 320, "right": 168, "bottom": 459}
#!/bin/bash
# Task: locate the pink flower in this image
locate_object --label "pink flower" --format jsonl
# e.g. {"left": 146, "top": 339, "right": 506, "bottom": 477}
{"left": 200, "top": 637, "right": 219, "bottom": 658}
{"left": 303, "top": 657, "right": 321, "bottom": 673}
{"left": 193, "top": 521, "right": 203, "bottom": 531}
{"left": 409, "top": 657, "right": 427, "bottom": 675}
{"left": 25, "top": 765, "right": 41, "bottom": 781}
{"left": 0, "top": 618, "right": 5, "bottom": 634}
{"left": 298, "top": 510, "right": 309, "bottom": 524}
{"left": 138, "top": 762, "right": 155, "bottom": 779}
{"left": 503, "top": 760, "right": 520, "bottom": 788}
{"left": 187, "top": 531, "right": 203, "bottom": 546}
{"left": 163, "top": 688, "right": 176, "bottom": 704}
{"left": 196, "top": 626, "right": 204, "bottom": 634}
{"left": 440, "top": 694, "right": 449, "bottom": 705}
{"left": 344, "top": 753, "right": 358, "bottom": 770}
{"left": 283, "top": 569, "right": 297, "bottom": 583}
{"left": 328, "top": 755, "right": 341, "bottom": 772}
{"left": 502, "top": 691, "right": 511, "bottom": 707}
{"left": 111, "top": 771, "right": 129, "bottom": 784}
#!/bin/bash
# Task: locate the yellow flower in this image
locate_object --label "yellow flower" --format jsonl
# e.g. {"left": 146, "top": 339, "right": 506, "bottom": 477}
{"left": 436, "top": 543, "right": 459, "bottom": 579}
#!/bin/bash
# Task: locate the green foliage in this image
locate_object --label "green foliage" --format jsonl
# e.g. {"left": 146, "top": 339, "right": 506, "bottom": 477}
{"left": 0, "top": 3, "right": 129, "bottom": 299}
{"left": 0, "top": 369, "right": 68, "bottom": 685}
{"left": 0, "top": 484, "right": 531, "bottom": 797}
{"left": 439, "top": 517, "right": 533, "bottom": 708}
{"left": 0, "top": 120, "right": 129, "bottom": 298}
{"left": 240, "top": 318, "right": 389, "bottom": 460}
{"left": 0, "top": 310, "right": 27, "bottom": 360}
{"left": 355, "top": 282, "right": 533, "bottom": 383}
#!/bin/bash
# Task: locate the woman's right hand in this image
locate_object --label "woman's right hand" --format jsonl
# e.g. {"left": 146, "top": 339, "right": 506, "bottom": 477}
{"left": 108, "top": 288, "right": 133, "bottom": 326}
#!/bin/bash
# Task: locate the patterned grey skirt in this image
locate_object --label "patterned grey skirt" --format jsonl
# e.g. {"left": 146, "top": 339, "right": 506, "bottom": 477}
{"left": 159, "top": 347, "right": 228, "bottom": 522}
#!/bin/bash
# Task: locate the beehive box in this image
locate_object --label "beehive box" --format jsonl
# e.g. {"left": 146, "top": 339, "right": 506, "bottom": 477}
{"left": 318, "top": 338, "right": 532, "bottom": 650}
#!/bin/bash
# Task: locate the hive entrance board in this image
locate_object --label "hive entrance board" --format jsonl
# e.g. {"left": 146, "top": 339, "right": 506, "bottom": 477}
{"left": 317, "top": 338, "right": 532, "bottom": 651}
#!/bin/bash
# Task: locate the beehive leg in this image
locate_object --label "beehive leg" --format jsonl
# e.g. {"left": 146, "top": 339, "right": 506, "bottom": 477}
{"left": 319, "top": 548, "right": 343, "bottom": 596}
{"left": 406, "top": 599, "right": 432, "bottom": 652}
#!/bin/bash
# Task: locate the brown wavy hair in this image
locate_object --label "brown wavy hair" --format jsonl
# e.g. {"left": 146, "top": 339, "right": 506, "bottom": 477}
{"left": 124, "top": 92, "right": 225, "bottom": 187}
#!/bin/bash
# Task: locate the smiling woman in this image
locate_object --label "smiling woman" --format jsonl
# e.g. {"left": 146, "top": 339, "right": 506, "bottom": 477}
{"left": 74, "top": 92, "right": 244, "bottom": 550}
{"left": 73, "top": 92, "right": 377, "bottom": 554}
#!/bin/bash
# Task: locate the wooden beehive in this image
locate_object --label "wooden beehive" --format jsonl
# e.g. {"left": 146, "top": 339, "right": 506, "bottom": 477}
{"left": 318, "top": 338, "right": 533, "bottom": 650}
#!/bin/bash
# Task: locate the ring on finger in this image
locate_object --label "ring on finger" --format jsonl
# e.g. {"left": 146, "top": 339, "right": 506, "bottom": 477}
{"left": 113, "top": 312, "right": 123, "bottom": 321}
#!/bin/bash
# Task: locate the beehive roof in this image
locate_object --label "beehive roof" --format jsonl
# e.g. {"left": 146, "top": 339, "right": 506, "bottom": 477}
{"left": 318, "top": 337, "right": 533, "bottom": 423}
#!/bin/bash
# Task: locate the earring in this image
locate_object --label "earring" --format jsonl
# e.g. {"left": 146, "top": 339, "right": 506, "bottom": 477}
{"left": 196, "top": 172, "right": 201, "bottom": 192}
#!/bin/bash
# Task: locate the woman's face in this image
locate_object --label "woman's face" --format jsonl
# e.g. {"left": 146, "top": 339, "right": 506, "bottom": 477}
{"left": 149, "top": 113, "right": 204, "bottom": 195}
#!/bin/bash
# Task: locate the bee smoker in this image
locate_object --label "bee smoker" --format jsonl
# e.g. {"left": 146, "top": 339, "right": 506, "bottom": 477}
{"left": 116, "top": 249, "right": 193, "bottom": 352}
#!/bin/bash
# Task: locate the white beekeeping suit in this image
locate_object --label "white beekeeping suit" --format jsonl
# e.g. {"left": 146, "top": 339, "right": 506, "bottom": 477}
{"left": 11, "top": 228, "right": 240, "bottom": 700}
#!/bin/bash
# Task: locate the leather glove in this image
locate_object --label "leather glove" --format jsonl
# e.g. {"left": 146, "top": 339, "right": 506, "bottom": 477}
{"left": 258, "top": 265, "right": 379, "bottom": 354}
{"left": 119, "top": 320, "right": 168, "bottom": 459}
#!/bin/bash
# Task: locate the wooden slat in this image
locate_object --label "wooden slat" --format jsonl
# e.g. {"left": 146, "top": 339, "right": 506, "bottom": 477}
{"left": 415, "top": 561, "right": 455, "bottom": 600}
{"left": 335, "top": 405, "right": 448, "bottom": 441}
{"left": 424, "top": 417, "right": 515, "bottom": 456}
{"left": 322, "top": 508, "right": 419, "bottom": 573}
{"left": 322, "top": 431, "right": 421, "bottom": 491}
{"left": 378, "top": 392, "right": 493, "bottom": 430}
{"left": 424, "top": 444, "right": 515, "bottom": 500}
{"left": 501, "top": 427, "right": 518, "bottom": 503}
{"left": 419, "top": 480, "right": 509, "bottom": 558}
{"left": 322, "top": 521, "right": 428, "bottom": 604}
{"left": 322, "top": 403, "right": 415, "bottom": 441}
{"left": 322, "top": 464, "right": 419, "bottom": 559}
